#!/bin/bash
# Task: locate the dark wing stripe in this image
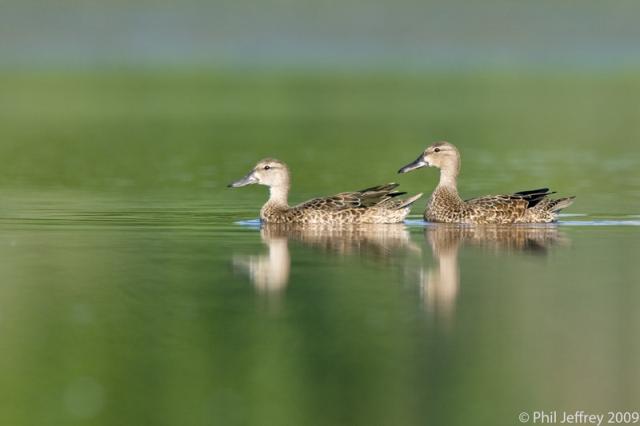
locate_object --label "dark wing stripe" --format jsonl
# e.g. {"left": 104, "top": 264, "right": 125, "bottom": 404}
{"left": 295, "top": 183, "right": 419, "bottom": 211}
{"left": 514, "top": 188, "right": 550, "bottom": 196}
{"left": 386, "top": 191, "right": 407, "bottom": 198}
{"left": 512, "top": 188, "right": 557, "bottom": 208}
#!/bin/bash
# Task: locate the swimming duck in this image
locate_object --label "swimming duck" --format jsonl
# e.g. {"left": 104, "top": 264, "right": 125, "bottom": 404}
{"left": 229, "top": 158, "right": 423, "bottom": 224}
{"left": 398, "top": 142, "right": 575, "bottom": 224}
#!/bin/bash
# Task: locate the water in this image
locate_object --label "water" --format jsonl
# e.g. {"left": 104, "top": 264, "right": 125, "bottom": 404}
{"left": 1, "top": 72, "right": 639, "bottom": 425}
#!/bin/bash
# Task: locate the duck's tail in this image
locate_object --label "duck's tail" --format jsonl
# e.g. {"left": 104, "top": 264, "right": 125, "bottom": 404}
{"left": 358, "top": 183, "right": 422, "bottom": 210}
{"left": 548, "top": 196, "right": 576, "bottom": 212}
{"left": 395, "top": 192, "right": 423, "bottom": 210}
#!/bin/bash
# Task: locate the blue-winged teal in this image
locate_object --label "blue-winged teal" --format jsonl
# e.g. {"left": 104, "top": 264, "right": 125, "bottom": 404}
{"left": 229, "top": 158, "right": 423, "bottom": 224}
{"left": 398, "top": 142, "right": 575, "bottom": 224}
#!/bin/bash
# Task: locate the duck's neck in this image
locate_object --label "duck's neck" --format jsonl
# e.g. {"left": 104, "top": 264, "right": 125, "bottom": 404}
{"left": 431, "top": 167, "right": 464, "bottom": 209}
{"left": 260, "top": 185, "right": 290, "bottom": 223}
{"left": 436, "top": 168, "right": 459, "bottom": 193}
{"left": 266, "top": 185, "right": 289, "bottom": 209}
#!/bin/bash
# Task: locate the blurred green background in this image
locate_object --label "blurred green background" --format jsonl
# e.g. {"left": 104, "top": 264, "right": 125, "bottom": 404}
{"left": 1, "top": 1, "right": 639, "bottom": 426}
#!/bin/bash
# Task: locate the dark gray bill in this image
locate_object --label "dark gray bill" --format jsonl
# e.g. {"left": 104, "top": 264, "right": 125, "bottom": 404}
{"left": 228, "top": 171, "right": 258, "bottom": 188}
{"left": 398, "top": 155, "right": 428, "bottom": 174}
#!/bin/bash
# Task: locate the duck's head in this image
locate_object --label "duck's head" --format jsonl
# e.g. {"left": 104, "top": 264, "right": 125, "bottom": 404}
{"left": 228, "top": 158, "right": 291, "bottom": 188}
{"left": 398, "top": 141, "right": 460, "bottom": 175}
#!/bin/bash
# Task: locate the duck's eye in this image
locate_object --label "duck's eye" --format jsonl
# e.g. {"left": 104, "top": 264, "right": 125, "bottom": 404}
{"left": 263, "top": 165, "right": 271, "bottom": 170}
{"left": 434, "top": 148, "right": 440, "bottom": 153}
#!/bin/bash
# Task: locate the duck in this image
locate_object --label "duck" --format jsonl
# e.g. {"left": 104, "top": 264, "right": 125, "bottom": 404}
{"left": 398, "top": 141, "right": 575, "bottom": 224}
{"left": 229, "top": 158, "right": 423, "bottom": 224}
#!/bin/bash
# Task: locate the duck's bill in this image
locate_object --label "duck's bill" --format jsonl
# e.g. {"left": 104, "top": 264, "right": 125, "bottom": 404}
{"left": 398, "top": 156, "right": 428, "bottom": 174}
{"left": 228, "top": 171, "right": 258, "bottom": 188}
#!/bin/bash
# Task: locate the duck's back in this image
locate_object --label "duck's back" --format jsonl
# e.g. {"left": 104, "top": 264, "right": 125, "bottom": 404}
{"left": 426, "top": 187, "right": 573, "bottom": 224}
{"left": 264, "top": 183, "right": 422, "bottom": 224}
{"left": 461, "top": 195, "right": 530, "bottom": 224}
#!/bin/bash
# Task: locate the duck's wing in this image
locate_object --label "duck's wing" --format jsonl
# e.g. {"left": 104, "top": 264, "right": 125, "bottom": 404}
{"left": 464, "top": 188, "right": 574, "bottom": 222}
{"left": 465, "top": 194, "right": 528, "bottom": 209}
{"left": 512, "top": 188, "right": 556, "bottom": 208}
{"left": 294, "top": 183, "right": 419, "bottom": 211}
{"left": 462, "top": 195, "right": 524, "bottom": 220}
{"left": 461, "top": 195, "right": 528, "bottom": 221}
{"left": 465, "top": 188, "right": 554, "bottom": 209}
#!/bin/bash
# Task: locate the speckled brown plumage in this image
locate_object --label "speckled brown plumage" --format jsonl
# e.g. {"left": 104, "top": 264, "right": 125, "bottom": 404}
{"left": 398, "top": 142, "right": 575, "bottom": 224}
{"left": 229, "top": 159, "right": 423, "bottom": 224}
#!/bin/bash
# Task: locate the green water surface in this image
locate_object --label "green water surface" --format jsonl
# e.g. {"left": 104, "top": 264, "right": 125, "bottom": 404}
{"left": 0, "top": 71, "right": 639, "bottom": 426}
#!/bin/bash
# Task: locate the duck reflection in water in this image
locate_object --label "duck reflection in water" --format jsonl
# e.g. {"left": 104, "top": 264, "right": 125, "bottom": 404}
{"left": 233, "top": 223, "right": 419, "bottom": 294}
{"left": 422, "top": 225, "right": 568, "bottom": 326}
{"left": 232, "top": 229, "right": 291, "bottom": 293}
